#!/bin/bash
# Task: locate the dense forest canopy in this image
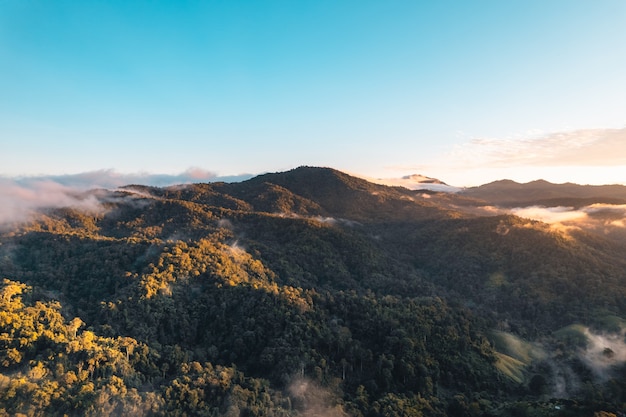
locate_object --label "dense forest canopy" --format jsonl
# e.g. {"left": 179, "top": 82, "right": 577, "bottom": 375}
{"left": 1, "top": 167, "right": 626, "bottom": 416}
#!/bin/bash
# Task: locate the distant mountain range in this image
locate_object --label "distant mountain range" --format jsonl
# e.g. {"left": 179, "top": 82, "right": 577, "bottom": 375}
{"left": 1, "top": 166, "right": 626, "bottom": 416}
{"left": 460, "top": 178, "right": 626, "bottom": 207}
{"left": 365, "top": 172, "right": 626, "bottom": 208}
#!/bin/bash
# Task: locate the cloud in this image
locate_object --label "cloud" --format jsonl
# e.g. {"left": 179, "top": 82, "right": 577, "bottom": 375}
{"left": 450, "top": 128, "right": 626, "bottom": 168}
{"left": 0, "top": 179, "right": 103, "bottom": 226}
{"left": 580, "top": 327, "right": 626, "bottom": 379}
{"left": 584, "top": 203, "right": 626, "bottom": 219}
{"left": 393, "top": 127, "right": 626, "bottom": 187}
{"left": 510, "top": 203, "right": 626, "bottom": 227}
{"left": 14, "top": 167, "right": 253, "bottom": 189}
{"left": 0, "top": 168, "right": 253, "bottom": 227}
{"left": 507, "top": 203, "right": 626, "bottom": 239}
{"left": 287, "top": 377, "right": 348, "bottom": 417}
{"left": 361, "top": 173, "right": 461, "bottom": 192}
{"left": 510, "top": 206, "right": 588, "bottom": 224}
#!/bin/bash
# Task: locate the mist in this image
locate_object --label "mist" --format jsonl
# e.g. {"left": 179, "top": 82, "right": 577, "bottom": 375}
{"left": 288, "top": 377, "right": 349, "bottom": 417}
{"left": 507, "top": 204, "right": 626, "bottom": 240}
{"left": 9, "top": 168, "right": 253, "bottom": 189}
{"left": 0, "top": 178, "right": 103, "bottom": 226}
{"left": 550, "top": 325, "right": 626, "bottom": 395}
{"left": 510, "top": 206, "right": 588, "bottom": 224}
{"left": 579, "top": 327, "right": 626, "bottom": 379}
{"left": 0, "top": 168, "right": 254, "bottom": 227}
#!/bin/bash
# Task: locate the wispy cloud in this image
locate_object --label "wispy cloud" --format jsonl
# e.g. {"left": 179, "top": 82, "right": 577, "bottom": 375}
{"left": 449, "top": 128, "right": 626, "bottom": 168}
{"left": 0, "top": 168, "right": 253, "bottom": 226}
{"left": 364, "top": 174, "right": 461, "bottom": 192}
{"left": 510, "top": 206, "right": 589, "bottom": 224}
{"left": 393, "top": 127, "right": 626, "bottom": 186}
{"left": 288, "top": 377, "right": 348, "bottom": 417}
{"left": 12, "top": 168, "right": 253, "bottom": 189}
{"left": 508, "top": 203, "right": 626, "bottom": 240}
{"left": 0, "top": 179, "right": 102, "bottom": 226}
{"left": 580, "top": 327, "right": 626, "bottom": 379}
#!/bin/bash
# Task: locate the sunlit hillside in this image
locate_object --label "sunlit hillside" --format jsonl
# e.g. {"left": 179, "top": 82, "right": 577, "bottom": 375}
{"left": 1, "top": 167, "right": 626, "bottom": 416}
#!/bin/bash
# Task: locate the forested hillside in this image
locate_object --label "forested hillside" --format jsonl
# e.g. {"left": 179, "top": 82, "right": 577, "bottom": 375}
{"left": 1, "top": 167, "right": 626, "bottom": 416}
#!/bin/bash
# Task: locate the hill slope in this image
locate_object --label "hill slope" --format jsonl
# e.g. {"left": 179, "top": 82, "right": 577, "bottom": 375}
{"left": 1, "top": 167, "right": 626, "bottom": 416}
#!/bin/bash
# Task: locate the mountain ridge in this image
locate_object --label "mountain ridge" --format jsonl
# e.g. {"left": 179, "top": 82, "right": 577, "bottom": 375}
{"left": 461, "top": 178, "right": 626, "bottom": 206}
{"left": 1, "top": 166, "right": 626, "bottom": 416}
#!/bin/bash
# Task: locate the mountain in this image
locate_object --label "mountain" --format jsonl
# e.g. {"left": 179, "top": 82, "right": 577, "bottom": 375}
{"left": 1, "top": 166, "right": 626, "bottom": 416}
{"left": 461, "top": 178, "right": 626, "bottom": 207}
{"left": 403, "top": 174, "right": 447, "bottom": 185}
{"left": 367, "top": 173, "right": 461, "bottom": 192}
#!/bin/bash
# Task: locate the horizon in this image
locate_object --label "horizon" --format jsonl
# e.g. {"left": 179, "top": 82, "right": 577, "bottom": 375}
{"left": 2, "top": 164, "right": 626, "bottom": 191}
{"left": 2, "top": 1, "right": 626, "bottom": 187}
{"left": 4, "top": 162, "right": 626, "bottom": 237}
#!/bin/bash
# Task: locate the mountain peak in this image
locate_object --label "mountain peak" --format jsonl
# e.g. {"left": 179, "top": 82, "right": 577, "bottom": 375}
{"left": 247, "top": 166, "right": 376, "bottom": 193}
{"left": 401, "top": 174, "right": 447, "bottom": 185}
{"left": 366, "top": 173, "right": 459, "bottom": 192}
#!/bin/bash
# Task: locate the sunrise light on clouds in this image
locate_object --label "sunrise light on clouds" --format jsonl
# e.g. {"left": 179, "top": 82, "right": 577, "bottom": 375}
{"left": 399, "top": 128, "right": 626, "bottom": 187}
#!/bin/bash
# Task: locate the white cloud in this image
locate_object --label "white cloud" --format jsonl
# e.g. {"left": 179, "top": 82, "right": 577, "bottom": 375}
{"left": 397, "top": 128, "right": 626, "bottom": 187}
{"left": 17, "top": 167, "right": 252, "bottom": 189}
{"left": 359, "top": 173, "right": 461, "bottom": 192}
{"left": 584, "top": 203, "right": 626, "bottom": 215}
{"left": 0, "top": 179, "right": 103, "bottom": 226}
{"left": 508, "top": 203, "right": 626, "bottom": 236}
{"left": 510, "top": 206, "right": 588, "bottom": 224}
{"left": 6, "top": 168, "right": 253, "bottom": 189}
{"left": 449, "top": 128, "right": 626, "bottom": 168}
{"left": 0, "top": 168, "right": 253, "bottom": 226}
{"left": 580, "top": 327, "right": 626, "bottom": 379}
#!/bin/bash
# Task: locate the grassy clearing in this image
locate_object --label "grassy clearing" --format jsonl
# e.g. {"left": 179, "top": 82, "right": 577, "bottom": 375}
{"left": 494, "top": 352, "right": 526, "bottom": 384}
{"left": 490, "top": 330, "right": 544, "bottom": 383}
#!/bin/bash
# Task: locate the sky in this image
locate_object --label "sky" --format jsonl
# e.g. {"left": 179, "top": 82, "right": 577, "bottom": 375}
{"left": 2, "top": 0, "right": 626, "bottom": 187}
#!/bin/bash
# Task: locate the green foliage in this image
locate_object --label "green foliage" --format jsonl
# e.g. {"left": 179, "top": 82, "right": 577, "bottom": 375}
{"left": 0, "top": 279, "right": 162, "bottom": 416}
{"left": 2, "top": 167, "right": 626, "bottom": 415}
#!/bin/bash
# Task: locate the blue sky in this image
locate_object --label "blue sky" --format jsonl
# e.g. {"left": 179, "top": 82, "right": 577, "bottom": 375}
{"left": 2, "top": 0, "right": 626, "bottom": 186}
